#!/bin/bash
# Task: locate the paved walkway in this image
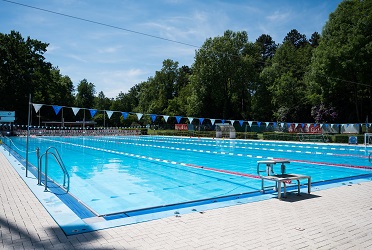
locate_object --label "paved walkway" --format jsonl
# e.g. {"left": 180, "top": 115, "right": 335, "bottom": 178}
{"left": 1, "top": 150, "right": 372, "bottom": 249}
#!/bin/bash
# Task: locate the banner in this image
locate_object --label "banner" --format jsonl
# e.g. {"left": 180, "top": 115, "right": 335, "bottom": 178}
{"left": 121, "top": 112, "right": 129, "bottom": 120}
{"left": 72, "top": 107, "right": 80, "bottom": 116}
{"left": 175, "top": 124, "right": 188, "bottom": 130}
{"left": 106, "top": 111, "right": 114, "bottom": 119}
{"left": 32, "top": 104, "right": 43, "bottom": 113}
{"left": 89, "top": 109, "right": 97, "bottom": 117}
{"left": 52, "top": 105, "right": 62, "bottom": 115}
{"left": 151, "top": 114, "right": 157, "bottom": 122}
{"left": 136, "top": 113, "right": 143, "bottom": 121}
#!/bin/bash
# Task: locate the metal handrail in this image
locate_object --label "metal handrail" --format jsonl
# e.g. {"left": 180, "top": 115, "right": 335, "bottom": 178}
{"left": 37, "top": 146, "right": 70, "bottom": 192}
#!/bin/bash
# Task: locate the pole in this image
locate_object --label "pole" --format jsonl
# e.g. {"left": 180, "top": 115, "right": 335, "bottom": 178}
{"left": 26, "top": 94, "right": 31, "bottom": 177}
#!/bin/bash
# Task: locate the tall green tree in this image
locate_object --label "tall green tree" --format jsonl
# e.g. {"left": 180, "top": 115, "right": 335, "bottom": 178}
{"left": 0, "top": 31, "right": 53, "bottom": 124}
{"left": 306, "top": 0, "right": 372, "bottom": 122}
{"left": 75, "top": 79, "right": 96, "bottom": 108}
{"left": 191, "top": 30, "right": 259, "bottom": 119}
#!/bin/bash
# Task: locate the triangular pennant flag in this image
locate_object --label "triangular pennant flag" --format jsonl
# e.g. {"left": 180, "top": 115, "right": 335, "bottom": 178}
{"left": 89, "top": 109, "right": 97, "bottom": 117}
{"left": 221, "top": 119, "right": 225, "bottom": 124}
{"left": 188, "top": 117, "right": 194, "bottom": 124}
{"left": 230, "top": 120, "right": 235, "bottom": 125}
{"left": 248, "top": 121, "right": 253, "bottom": 126}
{"left": 346, "top": 124, "right": 349, "bottom": 127}
{"left": 314, "top": 123, "right": 317, "bottom": 128}
{"left": 121, "top": 112, "right": 129, "bottom": 120}
{"left": 257, "top": 122, "right": 261, "bottom": 127}
{"left": 295, "top": 123, "right": 298, "bottom": 128}
{"left": 199, "top": 118, "right": 204, "bottom": 124}
{"left": 136, "top": 113, "right": 143, "bottom": 121}
{"left": 163, "top": 115, "right": 169, "bottom": 122}
{"left": 239, "top": 120, "right": 244, "bottom": 127}
{"left": 52, "top": 105, "right": 62, "bottom": 115}
{"left": 301, "top": 123, "right": 305, "bottom": 128}
{"left": 265, "top": 122, "right": 269, "bottom": 127}
{"left": 106, "top": 110, "right": 114, "bottom": 119}
{"left": 151, "top": 114, "right": 157, "bottom": 122}
{"left": 175, "top": 116, "right": 182, "bottom": 123}
{"left": 273, "top": 122, "right": 277, "bottom": 128}
{"left": 32, "top": 103, "right": 43, "bottom": 113}
{"left": 72, "top": 107, "right": 80, "bottom": 116}
{"left": 324, "top": 124, "right": 328, "bottom": 128}
{"left": 287, "top": 123, "right": 291, "bottom": 128}
{"left": 280, "top": 122, "right": 284, "bottom": 127}
{"left": 210, "top": 119, "right": 215, "bottom": 125}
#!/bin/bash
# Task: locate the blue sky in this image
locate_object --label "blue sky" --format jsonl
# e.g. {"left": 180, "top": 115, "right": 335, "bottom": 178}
{"left": 1, "top": 0, "right": 342, "bottom": 98}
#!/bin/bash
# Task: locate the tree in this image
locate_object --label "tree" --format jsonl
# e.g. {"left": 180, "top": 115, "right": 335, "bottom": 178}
{"left": 75, "top": 79, "right": 96, "bottom": 108}
{"left": 283, "top": 29, "right": 309, "bottom": 48}
{"left": 191, "top": 30, "right": 260, "bottom": 119}
{"left": 255, "top": 34, "right": 278, "bottom": 61}
{"left": 0, "top": 31, "right": 53, "bottom": 124}
{"left": 306, "top": 0, "right": 372, "bottom": 122}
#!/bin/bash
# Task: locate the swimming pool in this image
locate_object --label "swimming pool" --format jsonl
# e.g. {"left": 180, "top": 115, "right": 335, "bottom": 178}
{"left": 4, "top": 135, "right": 372, "bottom": 217}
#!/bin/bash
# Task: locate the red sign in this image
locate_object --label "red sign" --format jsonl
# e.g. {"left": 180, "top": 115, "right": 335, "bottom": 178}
{"left": 175, "top": 124, "right": 188, "bottom": 130}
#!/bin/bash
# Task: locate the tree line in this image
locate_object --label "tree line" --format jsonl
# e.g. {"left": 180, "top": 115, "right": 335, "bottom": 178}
{"left": 0, "top": 0, "right": 371, "bottom": 127}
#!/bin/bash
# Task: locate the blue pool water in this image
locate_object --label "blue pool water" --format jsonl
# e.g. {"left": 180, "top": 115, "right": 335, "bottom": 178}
{"left": 5, "top": 136, "right": 372, "bottom": 216}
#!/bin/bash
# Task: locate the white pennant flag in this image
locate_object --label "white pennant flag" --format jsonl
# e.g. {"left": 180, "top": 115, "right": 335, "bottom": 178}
{"left": 136, "top": 113, "right": 143, "bottom": 121}
{"left": 106, "top": 110, "right": 114, "bottom": 119}
{"left": 265, "top": 122, "right": 269, "bottom": 127}
{"left": 230, "top": 120, "right": 235, "bottom": 125}
{"left": 248, "top": 121, "right": 253, "bottom": 126}
{"left": 32, "top": 104, "right": 43, "bottom": 113}
{"left": 280, "top": 122, "right": 284, "bottom": 127}
{"left": 163, "top": 115, "right": 169, "bottom": 122}
{"left": 210, "top": 119, "right": 215, "bottom": 125}
{"left": 188, "top": 117, "right": 194, "bottom": 123}
{"left": 72, "top": 107, "right": 80, "bottom": 116}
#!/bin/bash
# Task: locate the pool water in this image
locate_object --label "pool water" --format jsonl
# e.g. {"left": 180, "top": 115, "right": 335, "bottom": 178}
{"left": 6, "top": 136, "right": 372, "bottom": 216}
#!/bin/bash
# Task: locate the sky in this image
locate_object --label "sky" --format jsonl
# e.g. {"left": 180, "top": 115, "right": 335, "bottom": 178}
{"left": 1, "top": 0, "right": 343, "bottom": 98}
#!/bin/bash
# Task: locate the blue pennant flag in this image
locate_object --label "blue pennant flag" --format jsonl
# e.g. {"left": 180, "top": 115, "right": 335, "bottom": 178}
{"left": 175, "top": 116, "right": 182, "bottom": 123}
{"left": 121, "top": 112, "right": 129, "bottom": 120}
{"left": 273, "top": 122, "right": 277, "bottom": 128}
{"left": 257, "top": 121, "right": 261, "bottom": 127}
{"left": 89, "top": 109, "right": 97, "bottom": 117}
{"left": 151, "top": 114, "right": 157, "bottom": 122}
{"left": 239, "top": 120, "right": 244, "bottom": 127}
{"left": 52, "top": 105, "right": 62, "bottom": 115}
{"left": 199, "top": 118, "right": 204, "bottom": 124}
{"left": 221, "top": 119, "right": 225, "bottom": 124}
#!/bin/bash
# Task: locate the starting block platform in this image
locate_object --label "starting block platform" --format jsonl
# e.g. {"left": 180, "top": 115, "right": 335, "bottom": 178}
{"left": 257, "top": 160, "right": 311, "bottom": 199}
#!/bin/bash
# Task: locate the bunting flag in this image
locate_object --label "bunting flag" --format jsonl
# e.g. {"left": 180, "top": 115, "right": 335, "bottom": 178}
{"left": 52, "top": 105, "right": 62, "bottom": 115}
{"left": 199, "top": 118, "right": 204, "bottom": 124}
{"left": 295, "top": 123, "right": 298, "bottom": 128}
{"left": 280, "top": 122, "right": 284, "bottom": 127}
{"left": 287, "top": 123, "right": 291, "bottom": 128}
{"left": 301, "top": 123, "right": 305, "bottom": 128}
{"left": 175, "top": 116, "right": 182, "bottom": 123}
{"left": 188, "top": 117, "right": 194, "bottom": 124}
{"left": 163, "top": 115, "right": 169, "bottom": 122}
{"left": 239, "top": 120, "right": 244, "bottom": 127}
{"left": 314, "top": 123, "right": 317, "bottom": 128}
{"left": 210, "top": 119, "right": 215, "bottom": 125}
{"left": 121, "top": 112, "right": 129, "bottom": 120}
{"left": 230, "top": 120, "right": 235, "bottom": 125}
{"left": 32, "top": 103, "right": 43, "bottom": 113}
{"left": 136, "top": 113, "right": 143, "bottom": 121}
{"left": 72, "top": 107, "right": 80, "bottom": 116}
{"left": 221, "top": 119, "right": 225, "bottom": 124}
{"left": 273, "top": 122, "right": 277, "bottom": 128}
{"left": 89, "top": 109, "right": 97, "bottom": 117}
{"left": 346, "top": 124, "right": 349, "bottom": 127}
{"left": 151, "top": 114, "right": 157, "bottom": 122}
{"left": 257, "top": 122, "right": 261, "bottom": 127}
{"left": 106, "top": 111, "right": 114, "bottom": 119}
{"left": 248, "top": 121, "right": 253, "bottom": 127}
{"left": 324, "top": 124, "right": 328, "bottom": 128}
{"left": 265, "top": 122, "right": 269, "bottom": 127}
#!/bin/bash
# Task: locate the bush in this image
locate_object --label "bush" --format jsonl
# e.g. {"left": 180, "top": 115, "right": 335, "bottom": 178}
{"left": 332, "top": 134, "right": 364, "bottom": 144}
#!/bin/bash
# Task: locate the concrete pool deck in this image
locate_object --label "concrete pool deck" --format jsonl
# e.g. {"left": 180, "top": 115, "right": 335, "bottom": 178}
{"left": 1, "top": 150, "right": 372, "bottom": 249}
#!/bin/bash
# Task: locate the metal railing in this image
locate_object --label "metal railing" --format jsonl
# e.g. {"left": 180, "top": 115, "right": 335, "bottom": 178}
{"left": 37, "top": 147, "right": 70, "bottom": 192}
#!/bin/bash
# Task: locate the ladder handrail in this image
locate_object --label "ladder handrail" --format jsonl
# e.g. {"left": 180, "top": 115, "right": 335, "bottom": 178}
{"left": 37, "top": 146, "right": 70, "bottom": 192}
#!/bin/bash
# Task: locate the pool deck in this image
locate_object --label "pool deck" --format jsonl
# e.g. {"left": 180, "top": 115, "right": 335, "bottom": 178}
{"left": 1, "top": 151, "right": 372, "bottom": 249}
